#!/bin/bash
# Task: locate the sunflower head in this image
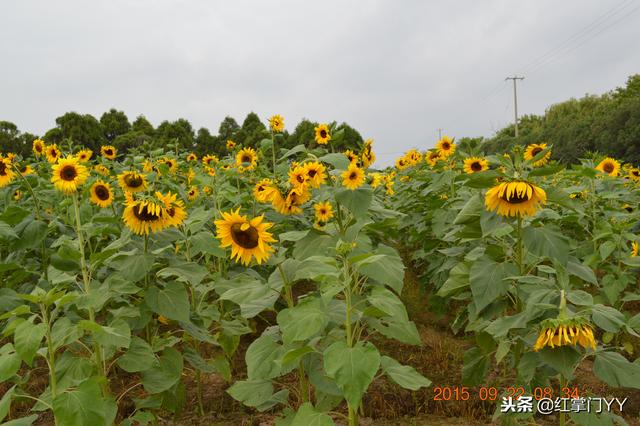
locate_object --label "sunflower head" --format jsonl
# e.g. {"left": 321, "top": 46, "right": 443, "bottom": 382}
{"left": 314, "top": 124, "right": 331, "bottom": 145}
{"left": 314, "top": 201, "right": 334, "bottom": 223}
{"left": 595, "top": 157, "right": 621, "bottom": 177}
{"left": 226, "top": 140, "right": 236, "bottom": 150}
{"left": 463, "top": 157, "right": 489, "bottom": 174}
{"left": 187, "top": 153, "right": 198, "bottom": 162}
{"left": 628, "top": 168, "right": 640, "bottom": 181}
{"left": 303, "top": 161, "right": 327, "bottom": 188}
{"left": 533, "top": 317, "right": 596, "bottom": 352}
{"left": 94, "top": 164, "right": 110, "bottom": 176}
{"left": 344, "top": 150, "right": 359, "bottom": 166}
{"left": 485, "top": 180, "right": 547, "bottom": 217}
{"left": 632, "top": 241, "right": 639, "bottom": 257}
{"left": 118, "top": 171, "right": 147, "bottom": 193}
{"left": 51, "top": 157, "right": 89, "bottom": 194}
{"left": 288, "top": 165, "right": 308, "bottom": 188}
{"left": 45, "top": 144, "right": 62, "bottom": 164}
{"left": 32, "top": 139, "right": 45, "bottom": 157}
{"left": 253, "top": 178, "right": 278, "bottom": 203}
{"left": 156, "top": 191, "right": 187, "bottom": 228}
{"left": 188, "top": 186, "right": 199, "bottom": 201}
{"left": 90, "top": 180, "right": 114, "bottom": 208}
{"left": 122, "top": 195, "right": 168, "bottom": 235}
{"left": 13, "top": 189, "right": 22, "bottom": 201}
{"left": 236, "top": 148, "right": 257, "bottom": 172}
{"left": 203, "top": 154, "right": 219, "bottom": 166}
{"left": 19, "top": 164, "right": 34, "bottom": 176}
{"left": 269, "top": 115, "right": 285, "bottom": 133}
{"left": 524, "top": 143, "right": 551, "bottom": 167}
{"left": 160, "top": 158, "right": 178, "bottom": 173}
{"left": 215, "top": 209, "right": 277, "bottom": 265}
{"left": 101, "top": 145, "right": 117, "bottom": 160}
{"left": 436, "top": 136, "right": 455, "bottom": 157}
{"left": 425, "top": 150, "right": 441, "bottom": 167}
{"left": 76, "top": 149, "right": 93, "bottom": 163}
{"left": 361, "top": 139, "right": 376, "bottom": 168}
{"left": 341, "top": 163, "right": 365, "bottom": 190}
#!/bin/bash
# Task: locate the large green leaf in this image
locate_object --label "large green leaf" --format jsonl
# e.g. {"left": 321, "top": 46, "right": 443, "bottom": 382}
{"left": 141, "top": 347, "right": 183, "bottom": 394}
{"left": 245, "top": 333, "right": 284, "bottom": 380}
{"left": 355, "top": 245, "right": 405, "bottom": 293}
{"left": 14, "top": 321, "right": 46, "bottom": 366}
{"left": 469, "top": 257, "right": 518, "bottom": 312}
{"left": 291, "top": 402, "right": 334, "bottom": 426}
{"left": 52, "top": 377, "right": 109, "bottom": 426}
{"left": 367, "top": 287, "right": 408, "bottom": 321}
{"left": 453, "top": 194, "right": 482, "bottom": 225}
{"left": 591, "top": 304, "right": 626, "bottom": 332}
{"left": 111, "top": 252, "right": 154, "bottom": 282}
{"left": 335, "top": 188, "right": 373, "bottom": 219}
{"left": 593, "top": 351, "right": 640, "bottom": 389}
{"left": 0, "top": 385, "right": 15, "bottom": 422}
{"left": 522, "top": 226, "right": 570, "bottom": 264}
{"left": 323, "top": 341, "right": 380, "bottom": 407}
{"left": 0, "top": 344, "right": 22, "bottom": 382}
{"left": 219, "top": 276, "right": 280, "bottom": 318}
{"left": 277, "top": 298, "right": 327, "bottom": 344}
{"left": 157, "top": 262, "right": 208, "bottom": 286}
{"left": 380, "top": 356, "right": 431, "bottom": 390}
{"left": 117, "top": 337, "right": 156, "bottom": 373}
{"left": 227, "top": 379, "right": 289, "bottom": 411}
{"left": 538, "top": 346, "right": 581, "bottom": 378}
{"left": 145, "top": 281, "right": 190, "bottom": 323}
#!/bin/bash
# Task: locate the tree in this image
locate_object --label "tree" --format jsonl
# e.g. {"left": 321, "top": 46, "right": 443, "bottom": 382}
{"left": 100, "top": 108, "right": 131, "bottom": 142}
{"left": 194, "top": 127, "right": 219, "bottom": 155}
{"left": 155, "top": 119, "right": 195, "bottom": 150}
{"left": 47, "top": 112, "right": 106, "bottom": 152}
{"left": 217, "top": 116, "right": 240, "bottom": 142}
{"left": 113, "top": 131, "right": 152, "bottom": 155}
{"left": 0, "top": 121, "right": 26, "bottom": 157}
{"left": 132, "top": 115, "right": 155, "bottom": 136}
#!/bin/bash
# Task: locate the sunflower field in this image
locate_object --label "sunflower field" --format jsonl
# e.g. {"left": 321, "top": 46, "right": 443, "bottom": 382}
{"left": 1, "top": 115, "right": 640, "bottom": 425}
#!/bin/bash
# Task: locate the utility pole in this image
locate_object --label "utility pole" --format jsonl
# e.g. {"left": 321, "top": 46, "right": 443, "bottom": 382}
{"left": 437, "top": 128, "right": 443, "bottom": 139}
{"left": 505, "top": 76, "right": 524, "bottom": 137}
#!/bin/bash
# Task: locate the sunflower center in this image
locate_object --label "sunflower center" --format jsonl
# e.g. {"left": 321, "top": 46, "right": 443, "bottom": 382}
{"left": 633, "top": 170, "right": 640, "bottom": 177}
{"left": 296, "top": 175, "right": 305, "bottom": 183}
{"left": 471, "top": 161, "right": 482, "bottom": 171}
{"left": 442, "top": 142, "right": 450, "bottom": 150}
{"left": 133, "top": 204, "right": 161, "bottom": 222}
{"left": 241, "top": 155, "right": 251, "bottom": 163}
{"left": 307, "top": 169, "right": 317, "bottom": 177}
{"left": 0, "top": 162, "right": 6, "bottom": 176}
{"left": 124, "top": 174, "right": 143, "bottom": 188}
{"left": 105, "top": 149, "right": 113, "bottom": 156}
{"left": 531, "top": 147, "right": 543, "bottom": 156}
{"left": 60, "top": 165, "right": 78, "bottom": 181}
{"left": 603, "top": 162, "right": 614, "bottom": 173}
{"left": 94, "top": 185, "right": 110, "bottom": 200}
{"left": 349, "top": 172, "right": 357, "bottom": 180}
{"left": 166, "top": 207, "right": 176, "bottom": 217}
{"left": 320, "top": 130, "right": 327, "bottom": 138}
{"left": 230, "top": 223, "right": 260, "bottom": 249}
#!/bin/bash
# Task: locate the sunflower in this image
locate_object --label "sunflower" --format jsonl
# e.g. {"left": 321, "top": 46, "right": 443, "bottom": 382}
{"left": 253, "top": 178, "right": 278, "bottom": 203}
{"left": 122, "top": 196, "right": 167, "bottom": 235}
{"left": 160, "top": 158, "right": 178, "bottom": 173}
{"left": 385, "top": 178, "right": 395, "bottom": 196}
{"left": 236, "top": 148, "right": 257, "bottom": 172}
{"left": 435, "top": 136, "right": 455, "bottom": 158}
{"left": 314, "top": 124, "right": 331, "bottom": 145}
{"left": 89, "top": 180, "right": 114, "bottom": 208}
{"left": 342, "top": 163, "right": 365, "bottom": 190}
{"left": 203, "top": 154, "right": 218, "bottom": 166}
{"left": 117, "top": 171, "right": 147, "bottom": 193}
{"left": 344, "top": 150, "right": 359, "bottom": 165}
{"left": 288, "top": 165, "right": 308, "bottom": 188}
{"left": 595, "top": 157, "right": 620, "bottom": 177}
{"left": 485, "top": 180, "right": 547, "bottom": 217}
{"left": 32, "top": 139, "right": 45, "bottom": 157}
{"left": 5, "top": 153, "right": 16, "bottom": 162}
{"left": 45, "top": 144, "right": 62, "bottom": 164}
{"left": 272, "top": 187, "right": 309, "bottom": 215}
{"left": 215, "top": 209, "right": 277, "bottom": 265}
{"left": 395, "top": 157, "right": 409, "bottom": 170}
{"left": 101, "top": 145, "right": 117, "bottom": 160}
{"left": 425, "top": 150, "right": 441, "bottom": 167}
{"left": 524, "top": 143, "right": 551, "bottom": 167}
{"left": 19, "top": 165, "right": 33, "bottom": 176}
{"left": 156, "top": 191, "right": 187, "bottom": 228}
{"left": 361, "top": 139, "right": 376, "bottom": 168}
{"left": 369, "top": 172, "right": 383, "bottom": 188}
{"left": 205, "top": 166, "right": 217, "bottom": 177}
{"left": 463, "top": 157, "right": 489, "bottom": 174}
{"left": 406, "top": 149, "right": 422, "bottom": 165}
{"left": 186, "top": 168, "right": 195, "bottom": 184}
{"left": 633, "top": 241, "right": 639, "bottom": 257}
{"left": 51, "top": 157, "right": 89, "bottom": 194}
{"left": 533, "top": 318, "right": 596, "bottom": 351}
{"left": 226, "top": 140, "right": 236, "bottom": 150}
{"left": 187, "top": 186, "right": 199, "bottom": 201}
{"left": 187, "top": 152, "right": 198, "bottom": 162}
{"left": 13, "top": 189, "right": 21, "bottom": 201}
{"left": 303, "top": 161, "right": 327, "bottom": 188}
{"left": 628, "top": 168, "right": 640, "bottom": 181}
{"left": 94, "top": 164, "right": 110, "bottom": 176}
{"left": 76, "top": 149, "right": 93, "bottom": 163}
{"left": 269, "top": 114, "right": 285, "bottom": 133}
{"left": 142, "top": 160, "right": 154, "bottom": 173}
{"left": 314, "top": 201, "right": 333, "bottom": 223}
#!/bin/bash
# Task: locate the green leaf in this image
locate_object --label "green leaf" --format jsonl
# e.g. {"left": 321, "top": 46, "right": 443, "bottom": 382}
{"left": 52, "top": 377, "right": 108, "bottom": 426}
{"left": 0, "top": 221, "right": 18, "bottom": 241}
{"left": 593, "top": 351, "right": 640, "bottom": 389}
{"left": 367, "top": 287, "right": 408, "bottom": 321}
{"left": 538, "top": 346, "right": 581, "bottom": 378}
{"left": 227, "top": 379, "right": 288, "bottom": 411}
{"left": 599, "top": 241, "right": 617, "bottom": 261}
{"left": 318, "top": 153, "right": 349, "bottom": 169}
{"left": 145, "top": 281, "right": 190, "bottom": 323}
{"left": 469, "top": 257, "right": 518, "bottom": 312}
{"left": 0, "top": 344, "right": 22, "bottom": 382}
{"left": 277, "top": 298, "right": 327, "bottom": 344}
{"left": 188, "top": 231, "right": 226, "bottom": 257}
{"left": 323, "top": 341, "right": 381, "bottom": 407}
{"left": 453, "top": 194, "right": 482, "bottom": 225}
{"left": 567, "top": 260, "right": 598, "bottom": 285}
{"left": 461, "top": 347, "right": 489, "bottom": 386}
{"left": 117, "top": 337, "right": 156, "bottom": 373}
{"left": 355, "top": 245, "right": 404, "bottom": 293}
{"left": 380, "top": 356, "right": 431, "bottom": 390}
{"left": 183, "top": 346, "right": 218, "bottom": 374}
{"left": 13, "top": 219, "right": 48, "bottom": 250}
{"left": 141, "top": 347, "right": 183, "bottom": 394}
{"left": 246, "top": 334, "right": 284, "bottom": 380}
{"left": 1, "top": 415, "right": 39, "bottom": 426}
{"left": 111, "top": 252, "right": 154, "bottom": 283}
{"left": 219, "top": 276, "right": 280, "bottom": 318}
{"left": 335, "top": 188, "right": 373, "bottom": 219}
{"left": 157, "top": 262, "right": 208, "bottom": 286}
{"left": 591, "top": 304, "right": 626, "bottom": 332}
{"left": 0, "top": 385, "right": 15, "bottom": 422}
{"left": 566, "top": 290, "right": 593, "bottom": 306}
{"left": 437, "top": 261, "right": 470, "bottom": 297}
{"left": 522, "top": 226, "right": 570, "bottom": 264}
{"left": 14, "top": 321, "right": 46, "bottom": 366}
{"left": 291, "top": 402, "right": 334, "bottom": 426}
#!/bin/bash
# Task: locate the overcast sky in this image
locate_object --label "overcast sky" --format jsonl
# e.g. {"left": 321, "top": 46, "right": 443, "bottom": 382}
{"left": 1, "top": 1, "right": 639, "bottom": 165}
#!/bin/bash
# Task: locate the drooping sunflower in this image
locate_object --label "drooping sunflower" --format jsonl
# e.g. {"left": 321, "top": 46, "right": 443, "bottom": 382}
{"left": 435, "top": 136, "right": 455, "bottom": 158}
{"left": 89, "top": 180, "right": 114, "bottom": 208}
{"left": 76, "top": 149, "right": 93, "bottom": 163}
{"left": 45, "top": 144, "right": 62, "bottom": 164}
{"left": 94, "top": 164, "right": 110, "bottom": 176}
{"left": 595, "top": 157, "right": 620, "bottom": 177}
{"left": 122, "top": 195, "right": 167, "bottom": 235}
{"left": 344, "top": 150, "right": 359, "bottom": 165}
{"left": 314, "top": 124, "right": 331, "bottom": 145}
{"left": 236, "top": 147, "right": 257, "bottom": 172}
{"left": 187, "top": 186, "right": 199, "bottom": 201}
{"left": 303, "top": 161, "right": 327, "bottom": 188}
{"left": 288, "top": 165, "right": 308, "bottom": 188}
{"left": 101, "top": 145, "right": 117, "bottom": 160}
{"left": 203, "top": 154, "right": 219, "bottom": 167}
{"left": 406, "top": 149, "right": 423, "bottom": 165}
{"left": 186, "top": 152, "right": 198, "bottom": 162}
{"left": 463, "top": 157, "right": 489, "bottom": 174}
{"left": 117, "top": 171, "right": 147, "bottom": 193}
{"left": 0, "top": 156, "right": 15, "bottom": 188}
{"left": 524, "top": 143, "right": 551, "bottom": 167}
{"left": 361, "top": 139, "right": 376, "bottom": 168}
{"left": 533, "top": 318, "right": 597, "bottom": 351}
{"left": 226, "top": 140, "right": 236, "bottom": 150}
{"left": 253, "top": 178, "right": 278, "bottom": 203}
{"left": 156, "top": 191, "right": 187, "bottom": 228}
{"left": 385, "top": 177, "right": 395, "bottom": 196}
{"left": 51, "top": 157, "right": 89, "bottom": 194}
{"left": 215, "top": 209, "right": 277, "bottom": 265}
{"left": 269, "top": 114, "right": 284, "bottom": 133}
{"left": 342, "top": 163, "right": 365, "bottom": 190}
{"left": 314, "top": 201, "right": 334, "bottom": 223}
{"left": 32, "top": 139, "right": 45, "bottom": 157}
{"left": 632, "top": 241, "right": 639, "bottom": 257}
{"left": 425, "top": 150, "right": 441, "bottom": 167}
{"left": 485, "top": 180, "right": 547, "bottom": 217}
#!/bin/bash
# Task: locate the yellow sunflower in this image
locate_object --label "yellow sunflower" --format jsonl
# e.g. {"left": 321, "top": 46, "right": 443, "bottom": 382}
{"left": 385, "top": 178, "right": 395, "bottom": 196}
{"left": 202, "top": 154, "right": 218, "bottom": 166}
{"left": 89, "top": 180, "right": 114, "bottom": 208}
{"left": 303, "top": 161, "right": 327, "bottom": 188}
{"left": 45, "top": 144, "right": 62, "bottom": 164}
{"left": 142, "top": 160, "right": 154, "bottom": 173}
{"left": 485, "top": 180, "right": 546, "bottom": 217}
{"left": 463, "top": 157, "right": 489, "bottom": 174}
{"left": 101, "top": 145, "right": 117, "bottom": 160}
{"left": 314, "top": 124, "right": 331, "bottom": 145}
{"left": 226, "top": 140, "right": 236, "bottom": 150}
{"left": 370, "top": 172, "right": 383, "bottom": 188}
{"left": 342, "top": 163, "right": 365, "bottom": 190}
{"left": 122, "top": 196, "right": 167, "bottom": 235}
{"left": 425, "top": 150, "right": 441, "bottom": 167}
{"left": 628, "top": 168, "right": 640, "bottom": 181}
{"left": 632, "top": 241, "right": 639, "bottom": 257}
{"left": 94, "top": 164, "right": 110, "bottom": 176}
{"left": 215, "top": 209, "right": 277, "bottom": 265}
{"left": 314, "top": 201, "right": 334, "bottom": 223}
{"left": 288, "top": 165, "right": 308, "bottom": 188}
{"left": 156, "top": 191, "right": 187, "bottom": 228}
{"left": 406, "top": 149, "right": 422, "bottom": 165}
{"left": 13, "top": 189, "right": 22, "bottom": 201}
{"left": 435, "top": 136, "right": 455, "bottom": 158}
{"left": 533, "top": 318, "right": 596, "bottom": 351}
{"left": 51, "top": 157, "right": 89, "bottom": 194}
{"left": 595, "top": 157, "right": 621, "bottom": 177}
{"left": 236, "top": 147, "right": 257, "bottom": 172}
{"left": 76, "top": 149, "right": 93, "bottom": 163}
{"left": 205, "top": 166, "right": 217, "bottom": 177}
{"left": 344, "top": 150, "right": 359, "bottom": 165}
{"left": 269, "top": 114, "right": 285, "bottom": 133}
{"left": 361, "top": 139, "right": 376, "bottom": 168}
{"left": 253, "top": 178, "right": 278, "bottom": 203}
{"left": 0, "top": 157, "right": 15, "bottom": 188}
{"left": 187, "top": 186, "right": 199, "bottom": 201}
{"left": 186, "top": 168, "right": 195, "bottom": 184}
{"left": 161, "top": 158, "right": 178, "bottom": 174}
{"left": 524, "top": 143, "right": 551, "bottom": 167}
{"left": 32, "top": 139, "right": 45, "bottom": 157}
{"left": 117, "top": 171, "right": 147, "bottom": 193}
{"left": 19, "top": 165, "right": 33, "bottom": 176}
{"left": 395, "top": 157, "right": 409, "bottom": 170}
{"left": 186, "top": 152, "right": 198, "bottom": 162}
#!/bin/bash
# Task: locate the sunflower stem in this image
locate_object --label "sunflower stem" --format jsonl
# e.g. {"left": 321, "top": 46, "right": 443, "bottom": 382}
{"left": 271, "top": 133, "right": 277, "bottom": 181}
{"left": 516, "top": 215, "right": 524, "bottom": 276}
